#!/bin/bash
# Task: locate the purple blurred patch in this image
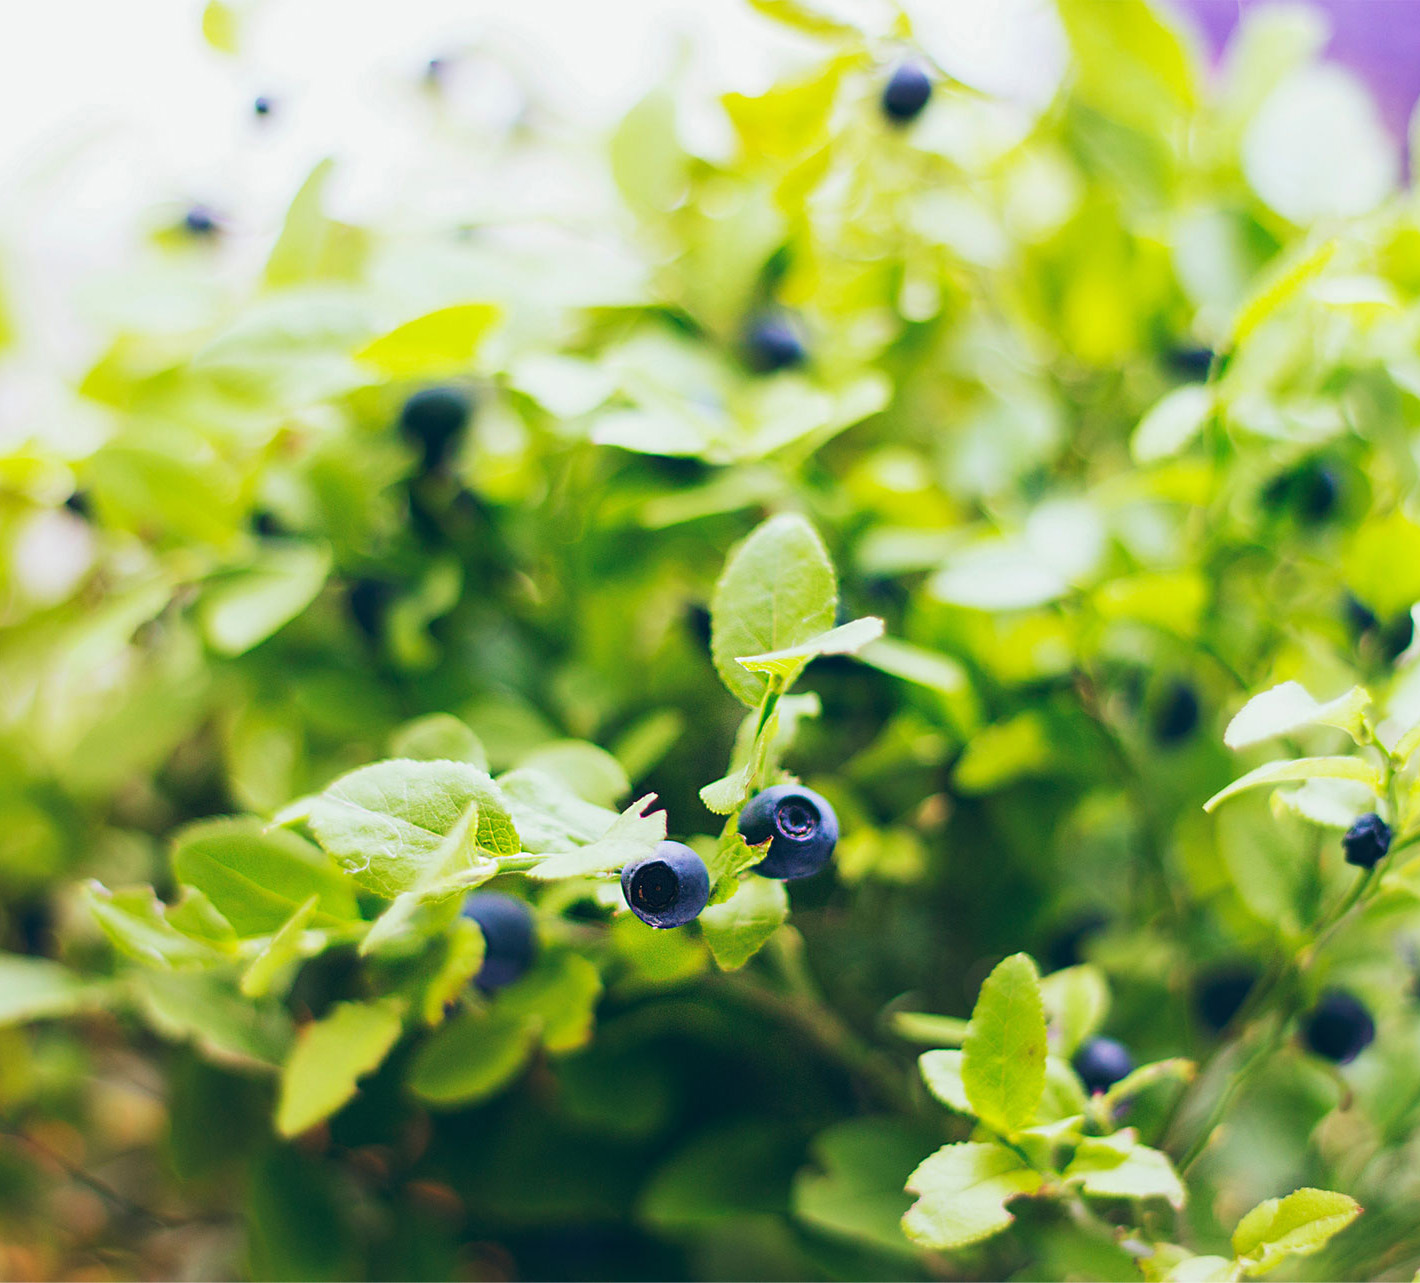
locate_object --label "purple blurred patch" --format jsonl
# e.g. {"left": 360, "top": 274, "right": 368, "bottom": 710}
{"left": 1174, "top": 0, "right": 1420, "bottom": 143}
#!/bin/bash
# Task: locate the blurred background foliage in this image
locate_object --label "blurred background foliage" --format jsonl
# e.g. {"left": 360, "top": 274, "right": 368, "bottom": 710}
{"left": 6, "top": 0, "right": 1420, "bottom": 1278}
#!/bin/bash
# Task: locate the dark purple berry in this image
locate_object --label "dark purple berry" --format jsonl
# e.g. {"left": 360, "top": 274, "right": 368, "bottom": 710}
{"left": 1342, "top": 812, "right": 1391, "bottom": 869}
{"left": 738, "top": 785, "right": 838, "bottom": 881}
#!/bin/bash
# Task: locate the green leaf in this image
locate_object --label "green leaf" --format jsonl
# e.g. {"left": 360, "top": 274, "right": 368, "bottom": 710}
{"left": 0, "top": 954, "right": 109, "bottom": 1025}
{"left": 962, "top": 953, "right": 1048, "bottom": 1135}
{"left": 419, "top": 919, "right": 486, "bottom": 1026}
{"left": 1228, "top": 237, "right": 1337, "bottom": 348}
{"left": 1203, "top": 756, "right": 1383, "bottom": 813}
{"left": 1100, "top": 1057, "right": 1195, "bottom": 1111}
{"left": 528, "top": 794, "right": 665, "bottom": 880}
{"left": 132, "top": 970, "right": 293, "bottom": 1069}
{"left": 698, "top": 876, "right": 788, "bottom": 970}
{"left": 1131, "top": 385, "right": 1215, "bottom": 463}
{"left": 172, "top": 818, "right": 360, "bottom": 936}
{"left": 1223, "top": 682, "right": 1371, "bottom": 750}
{"left": 498, "top": 768, "right": 620, "bottom": 854}
{"left": 735, "top": 616, "right": 885, "bottom": 683}
{"left": 494, "top": 952, "right": 603, "bottom": 1053}
{"left": 308, "top": 759, "right": 518, "bottom": 898}
{"left": 745, "top": 0, "right": 864, "bottom": 40}
{"left": 901, "top": 1141, "right": 1045, "bottom": 1250}
{"left": 1165, "top": 1256, "right": 1237, "bottom": 1282}
{"left": 919, "top": 1049, "right": 972, "bottom": 1114}
{"left": 1040, "top": 965, "right": 1110, "bottom": 1057}
{"left": 857, "top": 637, "right": 972, "bottom": 697}
{"left": 276, "top": 998, "right": 404, "bottom": 1137}
{"left": 264, "top": 159, "right": 366, "bottom": 288}
{"left": 792, "top": 1119, "right": 924, "bottom": 1257}
{"left": 83, "top": 882, "right": 235, "bottom": 968}
{"left": 1064, "top": 1131, "right": 1185, "bottom": 1207}
{"left": 355, "top": 304, "right": 501, "bottom": 379}
{"left": 710, "top": 513, "right": 838, "bottom": 707}
{"left": 201, "top": 0, "right": 238, "bottom": 53}
{"left": 198, "top": 543, "right": 332, "bottom": 656}
{"left": 389, "top": 714, "right": 489, "bottom": 769}
{"left": 953, "top": 713, "right": 1052, "bottom": 794}
{"left": 608, "top": 88, "right": 688, "bottom": 217}
{"left": 517, "top": 741, "right": 630, "bottom": 809}
{"left": 892, "top": 1012, "right": 971, "bottom": 1046}
{"left": 1231, "top": 1187, "right": 1361, "bottom": 1277}
{"left": 358, "top": 887, "right": 465, "bottom": 958}
{"left": 407, "top": 1008, "right": 539, "bottom": 1107}
{"left": 931, "top": 540, "right": 1070, "bottom": 611}
{"left": 703, "top": 816, "right": 770, "bottom": 902}
{"left": 241, "top": 896, "right": 321, "bottom": 999}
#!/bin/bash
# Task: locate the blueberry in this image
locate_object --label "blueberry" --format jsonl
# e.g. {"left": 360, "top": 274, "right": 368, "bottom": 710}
{"left": 1193, "top": 962, "right": 1260, "bottom": 1033}
{"left": 1346, "top": 594, "right": 1415, "bottom": 662}
{"left": 1262, "top": 459, "right": 1340, "bottom": 523}
{"left": 1168, "top": 346, "right": 1215, "bottom": 381}
{"left": 183, "top": 205, "right": 220, "bottom": 237}
{"left": 399, "top": 386, "right": 473, "bottom": 472}
{"left": 738, "top": 785, "right": 839, "bottom": 881}
{"left": 1153, "top": 680, "right": 1200, "bottom": 745}
{"left": 1302, "top": 990, "right": 1375, "bottom": 1064}
{"left": 347, "top": 578, "right": 393, "bottom": 641}
{"left": 251, "top": 509, "right": 287, "bottom": 537}
{"left": 461, "top": 892, "right": 537, "bottom": 991}
{"left": 1072, "top": 1037, "right": 1134, "bottom": 1094}
{"left": 743, "top": 316, "right": 807, "bottom": 374}
{"left": 253, "top": 95, "right": 274, "bottom": 117}
{"left": 64, "top": 490, "right": 92, "bottom": 519}
{"left": 685, "top": 603, "right": 712, "bottom": 652}
{"left": 1342, "top": 812, "right": 1391, "bottom": 869}
{"left": 881, "top": 60, "right": 933, "bottom": 123}
{"left": 621, "top": 842, "right": 711, "bottom": 929}
{"left": 1344, "top": 593, "right": 1381, "bottom": 639}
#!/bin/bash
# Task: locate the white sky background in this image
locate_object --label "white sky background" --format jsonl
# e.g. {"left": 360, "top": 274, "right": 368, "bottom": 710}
{"left": 0, "top": 0, "right": 1066, "bottom": 382}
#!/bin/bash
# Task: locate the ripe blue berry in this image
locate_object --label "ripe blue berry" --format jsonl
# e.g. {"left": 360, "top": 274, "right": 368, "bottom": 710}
{"left": 1169, "top": 346, "right": 1214, "bottom": 381}
{"left": 881, "top": 60, "right": 932, "bottom": 123}
{"left": 1342, "top": 812, "right": 1391, "bottom": 869}
{"left": 183, "top": 205, "right": 219, "bottom": 237}
{"left": 399, "top": 385, "right": 473, "bottom": 472}
{"left": 738, "top": 785, "right": 839, "bottom": 881}
{"left": 1153, "top": 680, "right": 1200, "bottom": 745}
{"left": 1073, "top": 1036, "right": 1134, "bottom": 1094}
{"left": 253, "top": 95, "right": 274, "bottom": 117}
{"left": 621, "top": 842, "right": 711, "bottom": 929}
{"left": 1302, "top": 990, "right": 1375, "bottom": 1064}
{"left": 743, "top": 316, "right": 807, "bottom": 374}
{"left": 347, "top": 578, "right": 393, "bottom": 641}
{"left": 461, "top": 892, "right": 537, "bottom": 991}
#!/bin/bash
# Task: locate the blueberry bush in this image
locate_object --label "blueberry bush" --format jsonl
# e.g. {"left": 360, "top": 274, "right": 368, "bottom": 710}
{"left": 5, "top": 0, "right": 1420, "bottom": 1278}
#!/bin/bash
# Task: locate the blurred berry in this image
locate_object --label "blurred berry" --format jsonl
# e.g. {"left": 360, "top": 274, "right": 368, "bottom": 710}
{"left": 743, "top": 315, "right": 806, "bottom": 374}
{"left": 253, "top": 95, "right": 274, "bottom": 117}
{"left": 1073, "top": 1037, "right": 1134, "bottom": 1094}
{"left": 183, "top": 205, "right": 220, "bottom": 237}
{"left": 1194, "top": 962, "right": 1260, "bottom": 1033}
{"left": 1342, "top": 812, "right": 1391, "bottom": 869}
{"left": 882, "top": 61, "right": 933, "bottom": 123}
{"left": 1153, "top": 680, "right": 1200, "bottom": 745}
{"left": 347, "top": 578, "right": 394, "bottom": 641}
{"left": 1302, "top": 990, "right": 1375, "bottom": 1064}
{"left": 1169, "top": 346, "right": 1215, "bottom": 381}
{"left": 399, "top": 385, "right": 473, "bottom": 472}
{"left": 64, "top": 490, "right": 92, "bottom": 519}
{"left": 462, "top": 893, "right": 537, "bottom": 991}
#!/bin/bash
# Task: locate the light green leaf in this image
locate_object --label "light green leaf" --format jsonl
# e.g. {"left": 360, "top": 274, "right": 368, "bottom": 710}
{"left": 699, "top": 764, "right": 753, "bottom": 816}
{"left": 199, "top": 543, "right": 332, "bottom": 656}
{"left": 1228, "top": 237, "right": 1336, "bottom": 347}
{"left": 931, "top": 540, "right": 1070, "bottom": 611}
{"left": 528, "top": 794, "right": 665, "bottom": 880}
{"left": 83, "top": 882, "right": 235, "bottom": 968}
{"left": 276, "top": 998, "right": 404, "bottom": 1137}
{"left": 132, "top": 971, "right": 293, "bottom": 1069}
{"left": 919, "top": 1049, "right": 972, "bottom": 1114}
{"left": 962, "top": 953, "right": 1047, "bottom": 1135}
{"left": 407, "top": 1008, "right": 539, "bottom": 1107}
{"left": 704, "top": 814, "right": 770, "bottom": 900}
{"left": 308, "top": 759, "right": 518, "bottom": 898}
{"left": 1166, "top": 1256, "right": 1238, "bottom": 1282}
{"left": 508, "top": 353, "right": 616, "bottom": 418}
{"left": 792, "top": 1119, "right": 923, "bottom": 1258}
{"left": 857, "top": 637, "right": 971, "bottom": 696}
{"left": 201, "top": 0, "right": 238, "bottom": 53}
{"left": 1131, "top": 385, "right": 1215, "bottom": 463}
{"left": 264, "top": 158, "right": 367, "bottom": 288}
{"left": 710, "top": 514, "right": 838, "bottom": 707}
{"left": 1101, "top": 1057, "right": 1195, "bottom": 1111}
{"left": 517, "top": 740, "right": 630, "bottom": 809}
{"left": 389, "top": 714, "right": 489, "bottom": 769}
{"left": 355, "top": 304, "right": 501, "bottom": 379}
{"left": 1223, "top": 681, "right": 1371, "bottom": 750}
{"left": 745, "top": 0, "right": 864, "bottom": 40}
{"left": 0, "top": 955, "right": 109, "bottom": 1026}
{"left": 1203, "top": 756, "right": 1383, "bottom": 814}
{"left": 1231, "top": 1187, "right": 1361, "bottom": 1277}
{"left": 953, "top": 713, "right": 1052, "bottom": 794}
{"left": 419, "top": 918, "right": 486, "bottom": 1026}
{"left": 358, "top": 887, "right": 464, "bottom": 958}
{"left": 241, "top": 896, "right": 321, "bottom": 998}
{"left": 494, "top": 952, "right": 603, "bottom": 1053}
{"left": 608, "top": 88, "right": 688, "bottom": 216}
{"left": 698, "top": 876, "right": 788, "bottom": 970}
{"left": 1065, "top": 1130, "right": 1185, "bottom": 1207}
{"left": 892, "top": 1012, "right": 971, "bottom": 1046}
{"left": 735, "top": 616, "right": 884, "bottom": 682}
{"left": 497, "top": 768, "right": 619, "bottom": 854}
{"left": 901, "top": 1141, "right": 1045, "bottom": 1250}
{"left": 172, "top": 817, "right": 360, "bottom": 936}
{"left": 1040, "top": 965, "right": 1110, "bottom": 1057}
